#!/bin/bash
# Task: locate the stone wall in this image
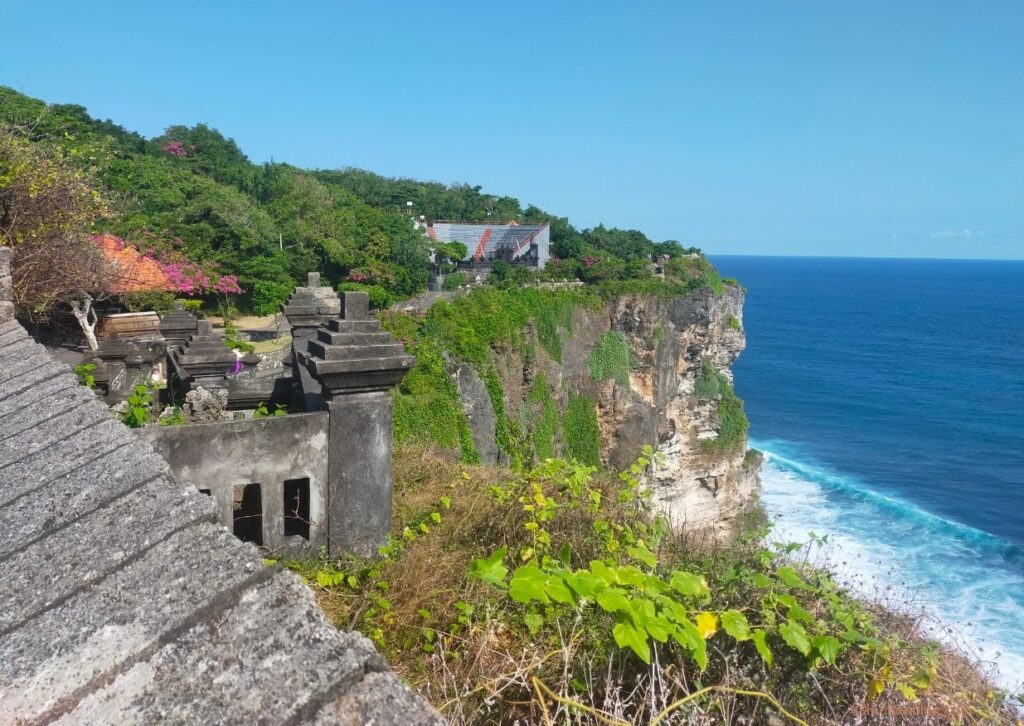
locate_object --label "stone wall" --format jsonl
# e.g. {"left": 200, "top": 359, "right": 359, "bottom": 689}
{"left": 138, "top": 412, "right": 330, "bottom": 555}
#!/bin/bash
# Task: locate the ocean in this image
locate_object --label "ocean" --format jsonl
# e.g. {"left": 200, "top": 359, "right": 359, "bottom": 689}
{"left": 711, "top": 255, "right": 1024, "bottom": 691}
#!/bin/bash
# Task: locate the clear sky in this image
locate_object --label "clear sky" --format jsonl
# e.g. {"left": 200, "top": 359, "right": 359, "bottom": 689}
{"left": 4, "top": 1, "right": 1023, "bottom": 259}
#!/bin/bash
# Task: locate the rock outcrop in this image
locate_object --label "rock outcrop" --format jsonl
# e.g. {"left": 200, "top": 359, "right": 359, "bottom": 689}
{"left": 455, "top": 286, "right": 757, "bottom": 541}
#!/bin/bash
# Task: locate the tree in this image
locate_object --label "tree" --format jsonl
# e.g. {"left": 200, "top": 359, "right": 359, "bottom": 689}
{"left": 0, "top": 128, "right": 115, "bottom": 349}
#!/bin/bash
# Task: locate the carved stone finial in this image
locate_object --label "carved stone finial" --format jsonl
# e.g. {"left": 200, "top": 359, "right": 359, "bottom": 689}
{"left": 281, "top": 271, "right": 341, "bottom": 335}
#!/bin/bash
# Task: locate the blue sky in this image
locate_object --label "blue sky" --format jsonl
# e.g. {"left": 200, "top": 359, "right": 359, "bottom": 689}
{"left": 4, "top": 1, "right": 1022, "bottom": 259}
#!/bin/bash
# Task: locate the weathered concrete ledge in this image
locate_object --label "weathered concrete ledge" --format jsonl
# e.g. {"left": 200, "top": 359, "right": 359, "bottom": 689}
{"left": 0, "top": 301, "right": 441, "bottom": 722}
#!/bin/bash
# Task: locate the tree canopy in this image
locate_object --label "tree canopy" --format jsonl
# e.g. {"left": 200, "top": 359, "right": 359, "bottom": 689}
{"left": 0, "top": 86, "right": 705, "bottom": 314}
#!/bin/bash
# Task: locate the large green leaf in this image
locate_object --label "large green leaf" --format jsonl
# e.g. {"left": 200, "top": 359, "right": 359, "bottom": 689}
{"left": 752, "top": 629, "right": 773, "bottom": 666}
{"left": 669, "top": 570, "right": 710, "bottom": 599}
{"left": 626, "top": 542, "right": 657, "bottom": 568}
{"left": 509, "top": 563, "right": 549, "bottom": 604}
{"left": 812, "top": 634, "right": 841, "bottom": 665}
{"left": 776, "top": 565, "right": 808, "bottom": 590}
{"left": 779, "top": 619, "right": 812, "bottom": 656}
{"left": 720, "top": 609, "right": 752, "bottom": 642}
{"left": 469, "top": 547, "right": 508, "bottom": 588}
{"left": 564, "top": 569, "right": 604, "bottom": 600}
{"left": 545, "top": 574, "right": 576, "bottom": 605}
{"left": 613, "top": 621, "right": 651, "bottom": 663}
{"left": 595, "top": 587, "right": 632, "bottom": 616}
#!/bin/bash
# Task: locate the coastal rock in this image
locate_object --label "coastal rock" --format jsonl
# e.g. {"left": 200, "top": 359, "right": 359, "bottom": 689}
{"left": 475, "top": 286, "right": 758, "bottom": 541}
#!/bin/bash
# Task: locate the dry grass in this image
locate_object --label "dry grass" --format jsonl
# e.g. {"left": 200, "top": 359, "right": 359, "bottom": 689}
{"left": 297, "top": 443, "right": 1018, "bottom": 725}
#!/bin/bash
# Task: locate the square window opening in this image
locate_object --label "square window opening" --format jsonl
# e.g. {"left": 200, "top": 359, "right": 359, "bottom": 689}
{"left": 283, "top": 477, "right": 310, "bottom": 540}
{"left": 232, "top": 483, "right": 263, "bottom": 545}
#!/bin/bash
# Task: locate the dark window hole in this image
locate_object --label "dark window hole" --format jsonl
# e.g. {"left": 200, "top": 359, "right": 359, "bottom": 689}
{"left": 283, "top": 477, "right": 310, "bottom": 540}
{"left": 233, "top": 483, "right": 263, "bottom": 545}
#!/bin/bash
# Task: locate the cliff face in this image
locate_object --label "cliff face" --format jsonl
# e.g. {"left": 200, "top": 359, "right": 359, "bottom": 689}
{"left": 455, "top": 286, "right": 757, "bottom": 541}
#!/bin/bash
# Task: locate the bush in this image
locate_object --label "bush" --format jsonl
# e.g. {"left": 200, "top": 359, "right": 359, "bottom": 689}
{"left": 275, "top": 445, "right": 1008, "bottom": 725}
{"left": 441, "top": 272, "right": 470, "bottom": 291}
{"left": 249, "top": 279, "right": 293, "bottom": 316}
{"left": 122, "top": 291, "right": 176, "bottom": 313}
{"left": 337, "top": 281, "right": 393, "bottom": 309}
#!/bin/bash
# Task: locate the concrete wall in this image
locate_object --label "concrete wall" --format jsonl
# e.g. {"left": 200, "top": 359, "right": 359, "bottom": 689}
{"left": 138, "top": 412, "right": 330, "bottom": 555}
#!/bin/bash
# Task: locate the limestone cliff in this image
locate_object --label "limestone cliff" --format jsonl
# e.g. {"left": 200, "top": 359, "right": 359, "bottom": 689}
{"left": 453, "top": 285, "right": 759, "bottom": 541}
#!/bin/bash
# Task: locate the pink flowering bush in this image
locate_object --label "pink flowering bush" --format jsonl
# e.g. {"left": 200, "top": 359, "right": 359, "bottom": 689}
{"left": 163, "top": 141, "right": 188, "bottom": 157}
{"left": 346, "top": 270, "right": 368, "bottom": 283}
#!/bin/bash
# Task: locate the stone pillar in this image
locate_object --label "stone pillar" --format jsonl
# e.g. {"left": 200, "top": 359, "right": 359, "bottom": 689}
{"left": 159, "top": 301, "right": 199, "bottom": 351}
{"left": 301, "top": 292, "right": 414, "bottom": 556}
{"left": 0, "top": 247, "right": 14, "bottom": 324}
{"left": 281, "top": 272, "right": 342, "bottom": 410}
{"left": 173, "top": 320, "right": 238, "bottom": 389}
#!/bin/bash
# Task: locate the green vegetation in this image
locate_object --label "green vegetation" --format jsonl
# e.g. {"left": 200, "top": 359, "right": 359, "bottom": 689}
{"left": 277, "top": 444, "right": 1009, "bottom": 724}
{"left": 382, "top": 286, "right": 598, "bottom": 466}
{"left": 562, "top": 394, "right": 602, "bottom": 467}
{"left": 121, "top": 382, "right": 156, "bottom": 428}
{"left": 527, "top": 374, "right": 559, "bottom": 460}
{"left": 1, "top": 86, "right": 734, "bottom": 318}
{"left": 587, "top": 330, "right": 633, "bottom": 386}
{"left": 728, "top": 314, "right": 743, "bottom": 331}
{"left": 252, "top": 402, "right": 287, "bottom": 419}
{"left": 694, "top": 363, "right": 749, "bottom": 454}
{"left": 73, "top": 362, "right": 96, "bottom": 389}
{"left": 440, "top": 272, "right": 470, "bottom": 291}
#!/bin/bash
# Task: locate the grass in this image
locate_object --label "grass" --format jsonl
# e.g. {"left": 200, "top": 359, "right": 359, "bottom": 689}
{"left": 278, "top": 443, "right": 1014, "bottom": 725}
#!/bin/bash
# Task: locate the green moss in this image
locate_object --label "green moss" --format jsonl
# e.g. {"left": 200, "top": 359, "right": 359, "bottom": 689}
{"left": 528, "top": 373, "right": 558, "bottom": 460}
{"left": 587, "top": 330, "right": 632, "bottom": 386}
{"left": 727, "top": 314, "right": 743, "bottom": 332}
{"left": 562, "top": 394, "right": 601, "bottom": 466}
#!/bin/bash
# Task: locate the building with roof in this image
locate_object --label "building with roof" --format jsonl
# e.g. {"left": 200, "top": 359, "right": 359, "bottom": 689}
{"left": 93, "top": 233, "right": 171, "bottom": 293}
{"left": 429, "top": 221, "right": 550, "bottom": 268}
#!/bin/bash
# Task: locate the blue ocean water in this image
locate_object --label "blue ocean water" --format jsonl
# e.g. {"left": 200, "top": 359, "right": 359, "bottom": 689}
{"left": 711, "top": 255, "right": 1024, "bottom": 689}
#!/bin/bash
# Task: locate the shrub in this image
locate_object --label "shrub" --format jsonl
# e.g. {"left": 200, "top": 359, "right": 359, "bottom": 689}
{"left": 694, "top": 363, "right": 749, "bottom": 454}
{"left": 441, "top": 272, "right": 470, "bottom": 291}
{"left": 337, "top": 281, "right": 393, "bottom": 309}
{"left": 122, "top": 291, "right": 176, "bottom": 313}
{"left": 274, "top": 445, "right": 1006, "bottom": 724}
{"left": 249, "top": 280, "right": 293, "bottom": 316}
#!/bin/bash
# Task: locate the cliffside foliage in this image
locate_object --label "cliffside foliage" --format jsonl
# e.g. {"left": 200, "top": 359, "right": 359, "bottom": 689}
{"left": 562, "top": 394, "right": 602, "bottom": 467}
{"left": 0, "top": 86, "right": 723, "bottom": 316}
{"left": 588, "top": 330, "right": 633, "bottom": 386}
{"left": 383, "top": 311, "right": 478, "bottom": 462}
{"left": 696, "top": 363, "right": 750, "bottom": 454}
{"left": 527, "top": 373, "right": 559, "bottom": 460}
{"left": 280, "top": 443, "right": 1010, "bottom": 725}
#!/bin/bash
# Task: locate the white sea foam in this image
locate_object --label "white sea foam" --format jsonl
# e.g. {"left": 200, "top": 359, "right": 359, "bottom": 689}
{"left": 755, "top": 439, "right": 1024, "bottom": 693}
